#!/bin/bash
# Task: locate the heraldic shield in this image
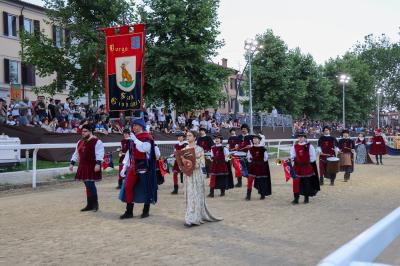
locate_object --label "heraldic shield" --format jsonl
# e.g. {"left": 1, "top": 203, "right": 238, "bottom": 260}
{"left": 116, "top": 56, "right": 136, "bottom": 92}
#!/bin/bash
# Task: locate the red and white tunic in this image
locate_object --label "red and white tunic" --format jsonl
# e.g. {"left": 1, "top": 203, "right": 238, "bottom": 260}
{"left": 369, "top": 135, "right": 387, "bottom": 155}
{"left": 209, "top": 145, "right": 229, "bottom": 176}
{"left": 247, "top": 145, "right": 269, "bottom": 178}
{"left": 290, "top": 142, "right": 316, "bottom": 178}
{"left": 173, "top": 141, "right": 188, "bottom": 173}
{"left": 71, "top": 137, "right": 104, "bottom": 181}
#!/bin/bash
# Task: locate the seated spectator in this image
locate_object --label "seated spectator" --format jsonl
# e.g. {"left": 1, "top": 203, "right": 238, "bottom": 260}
{"left": 41, "top": 118, "right": 53, "bottom": 132}
{"left": 6, "top": 115, "right": 16, "bottom": 126}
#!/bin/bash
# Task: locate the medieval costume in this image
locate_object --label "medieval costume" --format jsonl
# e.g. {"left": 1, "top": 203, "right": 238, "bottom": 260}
{"left": 355, "top": 135, "right": 373, "bottom": 164}
{"left": 290, "top": 133, "right": 320, "bottom": 204}
{"left": 184, "top": 144, "right": 222, "bottom": 227}
{"left": 117, "top": 129, "right": 130, "bottom": 189}
{"left": 246, "top": 136, "right": 272, "bottom": 200}
{"left": 119, "top": 118, "right": 158, "bottom": 219}
{"left": 317, "top": 127, "right": 339, "bottom": 185}
{"left": 208, "top": 135, "right": 233, "bottom": 197}
{"left": 70, "top": 124, "right": 104, "bottom": 212}
{"left": 154, "top": 144, "right": 165, "bottom": 185}
{"left": 228, "top": 131, "right": 243, "bottom": 185}
{"left": 196, "top": 129, "right": 214, "bottom": 176}
{"left": 171, "top": 133, "right": 187, "bottom": 194}
{"left": 236, "top": 124, "right": 253, "bottom": 187}
{"left": 338, "top": 130, "right": 355, "bottom": 182}
{"left": 369, "top": 128, "right": 387, "bottom": 165}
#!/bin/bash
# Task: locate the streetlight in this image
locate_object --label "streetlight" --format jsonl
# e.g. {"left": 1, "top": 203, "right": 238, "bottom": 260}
{"left": 244, "top": 38, "right": 262, "bottom": 134}
{"left": 338, "top": 74, "right": 350, "bottom": 129}
{"left": 377, "top": 88, "right": 382, "bottom": 128}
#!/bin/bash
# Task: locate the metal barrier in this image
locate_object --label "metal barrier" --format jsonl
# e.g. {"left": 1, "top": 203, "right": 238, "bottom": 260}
{"left": 0, "top": 137, "right": 360, "bottom": 188}
{"left": 318, "top": 207, "right": 400, "bottom": 266}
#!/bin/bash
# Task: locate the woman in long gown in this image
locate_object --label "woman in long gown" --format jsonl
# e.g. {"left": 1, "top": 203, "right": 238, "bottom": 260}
{"left": 183, "top": 130, "right": 222, "bottom": 227}
{"left": 355, "top": 132, "right": 373, "bottom": 164}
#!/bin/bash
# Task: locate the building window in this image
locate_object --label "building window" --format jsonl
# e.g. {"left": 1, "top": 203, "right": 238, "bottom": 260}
{"left": 24, "top": 18, "right": 33, "bottom": 34}
{"left": 53, "top": 26, "right": 63, "bottom": 48}
{"left": 7, "top": 14, "right": 17, "bottom": 37}
{"left": 9, "top": 60, "right": 19, "bottom": 83}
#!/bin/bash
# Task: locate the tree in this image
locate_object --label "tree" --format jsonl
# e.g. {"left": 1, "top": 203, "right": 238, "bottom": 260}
{"left": 323, "top": 53, "right": 376, "bottom": 123}
{"left": 352, "top": 34, "right": 400, "bottom": 110}
{"left": 21, "top": 0, "right": 135, "bottom": 99}
{"left": 139, "top": 0, "right": 229, "bottom": 112}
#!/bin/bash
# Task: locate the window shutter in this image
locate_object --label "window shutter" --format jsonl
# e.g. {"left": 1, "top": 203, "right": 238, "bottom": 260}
{"left": 11, "top": 16, "right": 16, "bottom": 36}
{"left": 33, "top": 20, "right": 40, "bottom": 36}
{"left": 3, "top": 12, "right": 8, "bottom": 36}
{"left": 65, "top": 28, "right": 70, "bottom": 47}
{"left": 4, "top": 59, "right": 10, "bottom": 83}
{"left": 52, "top": 25, "right": 56, "bottom": 46}
{"left": 19, "top": 15, "right": 24, "bottom": 32}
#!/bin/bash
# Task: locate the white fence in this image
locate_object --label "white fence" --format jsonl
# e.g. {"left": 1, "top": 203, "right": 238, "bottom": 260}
{"left": 318, "top": 207, "right": 400, "bottom": 266}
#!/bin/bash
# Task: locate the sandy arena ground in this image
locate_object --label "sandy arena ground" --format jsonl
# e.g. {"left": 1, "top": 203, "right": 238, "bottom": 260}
{"left": 1, "top": 156, "right": 399, "bottom": 266}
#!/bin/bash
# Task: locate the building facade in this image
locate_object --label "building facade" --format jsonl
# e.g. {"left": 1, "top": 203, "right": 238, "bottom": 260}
{"left": 0, "top": 0, "right": 68, "bottom": 102}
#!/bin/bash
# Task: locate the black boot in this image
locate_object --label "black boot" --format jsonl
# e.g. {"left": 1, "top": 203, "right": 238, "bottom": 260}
{"left": 171, "top": 185, "right": 178, "bottom": 195}
{"left": 304, "top": 196, "right": 309, "bottom": 204}
{"left": 260, "top": 194, "right": 265, "bottom": 200}
{"left": 120, "top": 203, "right": 134, "bottom": 219}
{"left": 80, "top": 197, "right": 93, "bottom": 212}
{"left": 141, "top": 203, "right": 150, "bottom": 218}
{"left": 116, "top": 179, "right": 122, "bottom": 189}
{"left": 207, "top": 188, "right": 214, "bottom": 198}
{"left": 291, "top": 193, "right": 299, "bottom": 204}
{"left": 245, "top": 189, "right": 251, "bottom": 201}
{"left": 92, "top": 196, "right": 99, "bottom": 212}
{"left": 220, "top": 189, "right": 225, "bottom": 197}
{"left": 344, "top": 173, "right": 350, "bottom": 182}
{"left": 319, "top": 176, "right": 324, "bottom": 186}
{"left": 330, "top": 178, "right": 335, "bottom": 186}
{"left": 235, "top": 177, "right": 242, "bottom": 187}
{"left": 380, "top": 158, "right": 383, "bottom": 165}
{"left": 180, "top": 173, "right": 184, "bottom": 183}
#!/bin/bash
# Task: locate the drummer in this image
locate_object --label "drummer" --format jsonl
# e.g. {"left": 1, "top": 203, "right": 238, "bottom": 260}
{"left": 317, "top": 126, "right": 339, "bottom": 186}
{"left": 338, "top": 129, "right": 355, "bottom": 182}
{"left": 196, "top": 127, "right": 214, "bottom": 176}
{"left": 236, "top": 124, "right": 253, "bottom": 187}
{"left": 228, "top": 128, "right": 243, "bottom": 186}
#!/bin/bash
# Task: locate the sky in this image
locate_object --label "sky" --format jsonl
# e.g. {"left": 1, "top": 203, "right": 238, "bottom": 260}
{"left": 26, "top": 0, "right": 399, "bottom": 70}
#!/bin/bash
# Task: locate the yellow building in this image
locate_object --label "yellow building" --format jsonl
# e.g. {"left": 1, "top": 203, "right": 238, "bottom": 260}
{"left": 0, "top": 0, "right": 68, "bottom": 102}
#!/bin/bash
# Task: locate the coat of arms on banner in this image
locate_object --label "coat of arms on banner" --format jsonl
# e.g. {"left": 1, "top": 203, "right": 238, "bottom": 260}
{"left": 116, "top": 56, "right": 136, "bottom": 92}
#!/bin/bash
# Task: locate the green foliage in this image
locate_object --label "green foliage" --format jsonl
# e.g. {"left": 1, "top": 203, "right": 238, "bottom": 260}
{"left": 352, "top": 34, "right": 400, "bottom": 110}
{"left": 21, "top": 0, "right": 135, "bottom": 98}
{"left": 139, "top": 0, "right": 229, "bottom": 112}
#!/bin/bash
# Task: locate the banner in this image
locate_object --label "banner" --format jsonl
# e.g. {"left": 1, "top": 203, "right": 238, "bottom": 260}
{"left": 10, "top": 83, "right": 22, "bottom": 101}
{"left": 103, "top": 24, "right": 145, "bottom": 114}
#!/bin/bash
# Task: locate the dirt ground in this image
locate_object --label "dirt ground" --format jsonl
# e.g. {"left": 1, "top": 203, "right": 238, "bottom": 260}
{"left": 1, "top": 156, "right": 399, "bottom": 266}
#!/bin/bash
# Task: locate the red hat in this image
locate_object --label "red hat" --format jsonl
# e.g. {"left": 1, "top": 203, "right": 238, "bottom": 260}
{"left": 375, "top": 128, "right": 381, "bottom": 133}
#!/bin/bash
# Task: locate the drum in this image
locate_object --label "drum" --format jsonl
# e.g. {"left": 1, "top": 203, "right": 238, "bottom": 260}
{"left": 326, "top": 157, "right": 340, "bottom": 174}
{"left": 339, "top": 153, "right": 352, "bottom": 167}
{"left": 234, "top": 151, "right": 247, "bottom": 158}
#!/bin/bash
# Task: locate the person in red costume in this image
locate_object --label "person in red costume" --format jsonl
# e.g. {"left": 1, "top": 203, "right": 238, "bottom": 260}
{"left": 69, "top": 124, "right": 104, "bottom": 212}
{"left": 117, "top": 129, "right": 130, "bottom": 189}
{"left": 369, "top": 128, "right": 387, "bottom": 165}
{"left": 290, "top": 132, "right": 320, "bottom": 204}
{"left": 208, "top": 135, "right": 230, "bottom": 197}
{"left": 171, "top": 132, "right": 187, "bottom": 194}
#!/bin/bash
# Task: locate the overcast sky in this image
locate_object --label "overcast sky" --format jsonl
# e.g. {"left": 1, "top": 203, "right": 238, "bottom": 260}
{"left": 27, "top": 0, "right": 399, "bottom": 70}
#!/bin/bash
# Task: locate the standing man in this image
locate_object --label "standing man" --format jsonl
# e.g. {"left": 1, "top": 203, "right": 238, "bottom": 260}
{"left": 228, "top": 128, "right": 242, "bottom": 184}
{"left": 171, "top": 132, "right": 187, "bottom": 194}
{"left": 290, "top": 132, "right": 320, "bottom": 204}
{"left": 197, "top": 127, "right": 214, "bottom": 176}
{"left": 369, "top": 128, "right": 387, "bottom": 165}
{"left": 338, "top": 130, "right": 355, "bottom": 182}
{"left": 317, "top": 126, "right": 339, "bottom": 186}
{"left": 117, "top": 129, "right": 131, "bottom": 189}
{"left": 237, "top": 124, "right": 253, "bottom": 187}
{"left": 69, "top": 124, "right": 104, "bottom": 212}
{"left": 271, "top": 106, "right": 278, "bottom": 128}
{"left": 119, "top": 118, "right": 158, "bottom": 219}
